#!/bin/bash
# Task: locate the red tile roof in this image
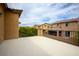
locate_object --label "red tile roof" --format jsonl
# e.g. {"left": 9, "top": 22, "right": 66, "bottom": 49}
{"left": 52, "top": 18, "right": 79, "bottom": 24}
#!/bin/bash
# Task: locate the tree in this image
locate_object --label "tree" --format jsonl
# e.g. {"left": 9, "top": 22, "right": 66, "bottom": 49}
{"left": 19, "top": 26, "right": 37, "bottom": 37}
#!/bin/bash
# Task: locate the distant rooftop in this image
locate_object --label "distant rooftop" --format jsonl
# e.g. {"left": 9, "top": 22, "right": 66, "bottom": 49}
{"left": 52, "top": 18, "right": 79, "bottom": 24}
{"left": 35, "top": 18, "right": 79, "bottom": 26}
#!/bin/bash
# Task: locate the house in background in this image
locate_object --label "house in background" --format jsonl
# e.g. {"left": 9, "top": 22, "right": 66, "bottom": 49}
{"left": 0, "top": 3, "right": 22, "bottom": 42}
{"left": 35, "top": 23, "right": 51, "bottom": 36}
{"left": 36, "top": 18, "right": 79, "bottom": 46}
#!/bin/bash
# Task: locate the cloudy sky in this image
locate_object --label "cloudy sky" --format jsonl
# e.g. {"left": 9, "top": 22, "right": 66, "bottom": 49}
{"left": 8, "top": 3, "right": 79, "bottom": 26}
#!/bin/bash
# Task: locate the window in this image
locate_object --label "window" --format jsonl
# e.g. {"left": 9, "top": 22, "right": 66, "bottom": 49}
{"left": 65, "top": 23, "right": 70, "bottom": 27}
{"left": 59, "top": 31, "right": 62, "bottom": 36}
{"left": 65, "top": 31, "right": 70, "bottom": 37}
{"left": 48, "top": 30, "right": 57, "bottom": 36}
{"left": 43, "top": 30, "right": 47, "bottom": 34}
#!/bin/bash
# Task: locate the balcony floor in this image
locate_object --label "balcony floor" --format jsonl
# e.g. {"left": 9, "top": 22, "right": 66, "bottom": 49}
{"left": 0, "top": 36, "right": 79, "bottom": 56}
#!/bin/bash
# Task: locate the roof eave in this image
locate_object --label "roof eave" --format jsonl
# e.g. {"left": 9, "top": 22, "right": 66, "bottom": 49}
{"left": 4, "top": 3, "right": 23, "bottom": 17}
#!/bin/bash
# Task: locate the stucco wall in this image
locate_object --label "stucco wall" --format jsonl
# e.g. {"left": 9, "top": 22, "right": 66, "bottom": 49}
{"left": 51, "top": 22, "right": 78, "bottom": 31}
{"left": 0, "top": 4, "right": 4, "bottom": 42}
{"left": 5, "top": 11, "right": 19, "bottom": 40}
{"left": 37, "top": 29, "right": 43, "bottom": 36}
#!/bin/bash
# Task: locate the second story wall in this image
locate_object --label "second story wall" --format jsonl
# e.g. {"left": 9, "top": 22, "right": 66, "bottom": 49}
{"left": 36, "top": 24, "right": 51, "bottom": 30}
{"left": 51, "top": 21, "right": 79, "bottom": 31}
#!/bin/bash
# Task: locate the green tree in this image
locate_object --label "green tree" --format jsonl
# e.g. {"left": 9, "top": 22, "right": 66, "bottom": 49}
{"left": 19, "top": 26, "right": 37, "bottom": 37}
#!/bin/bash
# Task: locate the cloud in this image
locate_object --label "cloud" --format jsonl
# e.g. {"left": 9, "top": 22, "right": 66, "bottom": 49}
{"left": 8, "top": 3, "right": 79, "bottom": 26}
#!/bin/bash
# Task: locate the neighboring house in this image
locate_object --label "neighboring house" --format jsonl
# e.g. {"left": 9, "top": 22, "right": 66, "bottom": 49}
{"left": 36, "top": 18, "right": 79, "bottom": 46}
{"left": 35, "top": 23, "right": 51, "bottom": 36}
{"left": 0, "top": 3, "right": 22, "bottom": 42}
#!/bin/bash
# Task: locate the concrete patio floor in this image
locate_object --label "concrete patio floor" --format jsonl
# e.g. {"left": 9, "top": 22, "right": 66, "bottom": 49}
{"left": 0, "top": 36, "right": 79, "bottom": 56}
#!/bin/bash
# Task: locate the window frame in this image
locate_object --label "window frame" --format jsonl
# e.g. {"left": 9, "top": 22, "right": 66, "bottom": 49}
{"left": 65, "top": 22, "right": 70, "bottom": 27}
{"left": 59, "top": 31, "right": 62, "bottom": 36}
{"left": 65, "top": 31, "right": 70, "bottom": 37}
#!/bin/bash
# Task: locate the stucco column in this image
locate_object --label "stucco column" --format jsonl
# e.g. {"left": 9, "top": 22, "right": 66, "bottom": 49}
{"left": 41, "top": 29, "right": 43, "bottom": 36}
{"left": 57, "top": 31, "right": 59, "bottom": 37}
{"left": 38, "top": 29, "right": 43, "bottom": 36}
{"left": 38, "top": 29, "right": 40, "bottom": 36}
{"left": 62, "top": 31, "right": 65, "bottom": 37}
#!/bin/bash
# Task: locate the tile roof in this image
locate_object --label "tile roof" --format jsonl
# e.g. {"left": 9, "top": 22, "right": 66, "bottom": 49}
{"left": 52, "top": 18, "right": 79, "bottom": 24}
{"left": 3, "top": 3, "right": 23, "bottom": 17}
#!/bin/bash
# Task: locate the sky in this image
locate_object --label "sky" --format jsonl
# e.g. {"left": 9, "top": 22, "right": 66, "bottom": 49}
{"left": 7, "top": 3, "right": 79, "bottom": 26}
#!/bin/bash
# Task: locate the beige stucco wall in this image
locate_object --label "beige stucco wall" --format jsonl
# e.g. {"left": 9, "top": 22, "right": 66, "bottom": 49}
{"left": 42, "top": 24, "right": 50, "bottom": 30}
{"left": 51, "top": 22, "right": 79, "bottom": 31}
{"left": 36, "top": 24, "right": 50, "bottom": 36}
{"left": 37, "top": 21, "right": 79, "bottom": 36}
{"left": 0, "top": 4, "right": 4, "bottom": 42}
{"left": 4, "top": 11, "right": 19, "bottom": 40}
{"left": 37, "top": 29, "right": 43, "bottom": 36}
